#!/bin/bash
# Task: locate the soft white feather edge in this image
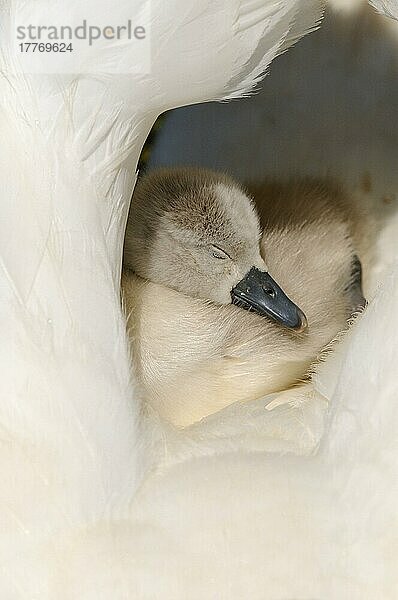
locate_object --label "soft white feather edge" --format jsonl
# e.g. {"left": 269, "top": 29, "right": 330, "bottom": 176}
{"left": 224, "top": 0, "right": 325, "bottom": 100}
{"left": 369, "top": 0, "right": 398, "bottom": 19}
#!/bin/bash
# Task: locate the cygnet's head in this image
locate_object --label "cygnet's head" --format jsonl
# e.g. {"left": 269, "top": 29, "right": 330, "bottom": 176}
{"left": 124, "top": 167, "right": 306, "bottom": 331}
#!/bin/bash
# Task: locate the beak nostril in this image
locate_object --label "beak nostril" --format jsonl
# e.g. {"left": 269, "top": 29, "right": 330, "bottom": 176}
{"left": 263, "top": 286, "right": 275, "bottom": 298}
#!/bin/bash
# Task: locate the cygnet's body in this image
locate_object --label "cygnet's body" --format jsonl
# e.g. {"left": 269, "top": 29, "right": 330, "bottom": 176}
{"left": 123, "top": 168, "right": 365, "bottom": 428}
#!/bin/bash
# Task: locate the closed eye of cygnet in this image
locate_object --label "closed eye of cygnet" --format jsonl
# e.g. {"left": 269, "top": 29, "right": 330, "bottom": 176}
{"left": 211, "top": 245, "right": 230, "bottom": 260}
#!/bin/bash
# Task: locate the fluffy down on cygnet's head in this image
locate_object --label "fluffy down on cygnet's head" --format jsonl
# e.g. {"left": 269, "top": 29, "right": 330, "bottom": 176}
{"left": 123, "top": 167, "right": 365, "bottom": 428}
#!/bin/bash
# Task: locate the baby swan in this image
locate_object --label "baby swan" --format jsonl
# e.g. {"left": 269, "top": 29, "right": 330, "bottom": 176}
{"left": 123, "top": 167, "right": 365, "bottom": 428}
{"left": 124, "top": 168, "right": 307, "bottom": 332}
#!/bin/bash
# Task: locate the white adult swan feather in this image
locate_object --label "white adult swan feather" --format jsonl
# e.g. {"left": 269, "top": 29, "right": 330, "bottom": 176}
{"left": 0, "top": 0, "right": 325, "bottom": 596}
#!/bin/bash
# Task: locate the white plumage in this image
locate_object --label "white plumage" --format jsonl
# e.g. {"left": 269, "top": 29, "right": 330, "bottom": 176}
{"left": 370, "top": 0, "right": 398, "bottom": 18}
{"left": 0, "top": 0, "right": 326, "bottom": 596}
{"left": 0, "top": 0, "right": 397, "bottom": 597}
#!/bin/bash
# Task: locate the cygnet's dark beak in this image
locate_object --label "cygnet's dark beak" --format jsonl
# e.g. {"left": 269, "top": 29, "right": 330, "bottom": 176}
{"left": 231, "top": 267, "right": 308, "bottom": 332}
